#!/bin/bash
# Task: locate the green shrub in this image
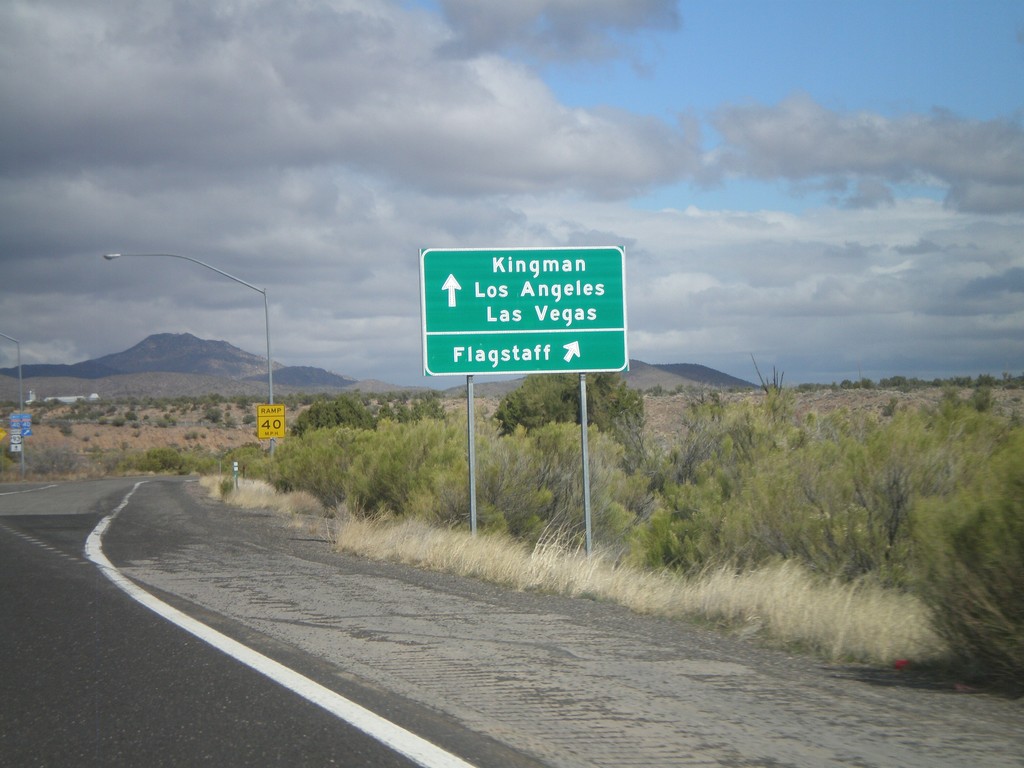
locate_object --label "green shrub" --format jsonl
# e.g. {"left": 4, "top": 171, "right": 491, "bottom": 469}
{"left": 128, "top": 446, "right": 188, "bottom": 474}
{"left": 112, "top": 446, "right": 220, "bottom": 476}
{"left": 222, "top": 443, "right": 274, "bottom": 482}
{"left": 472, "top": 423, "right": 550, "bottom": 539}
{"left": 273, "top": 419, "right": 465, "bottom": 518}
{"left": 292, "top": 394, "right": 375, "bottom": 436}
{"left": 913, "top": 429, "right": 1024, "bottom": 691}
{"left": 376, "top": 392, "right": 446, "bottom": 423}
{"left": 26, "top": 445, "right": 82, "bottom": 477}
{"left": 342, "top": 419, "right": 464, "bottom": 519}
{"left": 630, "top": 393, "right": 1010, "bottom": 586}
{"left": 495, "top": 373, "right": 643, "bottom": 443}
{"left": 472, "top": 421, "right": 649, "bottom": 550}
{"left": 273, "top": 412, "right": 650, "bottom": 550}
{"left": 271, "top": 427, "right": 361, "bottom": 506}
{"left": 495, "top": 374, "right": 578, "bottom": 433}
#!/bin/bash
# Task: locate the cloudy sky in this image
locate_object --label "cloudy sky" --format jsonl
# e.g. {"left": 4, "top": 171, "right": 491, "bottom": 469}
{"left": 1, "top": 0, "right": 1022, "bottom": 387}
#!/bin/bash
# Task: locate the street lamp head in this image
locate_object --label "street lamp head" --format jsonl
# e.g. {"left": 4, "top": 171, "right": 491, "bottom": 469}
{"left": 102, "top": 253, "right": 121, "bottom": 260}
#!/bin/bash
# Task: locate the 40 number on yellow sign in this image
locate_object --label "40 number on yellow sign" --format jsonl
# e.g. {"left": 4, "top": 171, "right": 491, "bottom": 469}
{"left": 256, "top": 404, "right": 286, "bottom": 439}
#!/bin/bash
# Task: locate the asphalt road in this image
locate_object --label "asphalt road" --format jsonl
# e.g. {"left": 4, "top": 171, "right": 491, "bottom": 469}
{"left": 2, "top": 477, "right": 1022, "bottom": 767}
{"left": 0, "top": 478, "right": 511, "bottom": 767}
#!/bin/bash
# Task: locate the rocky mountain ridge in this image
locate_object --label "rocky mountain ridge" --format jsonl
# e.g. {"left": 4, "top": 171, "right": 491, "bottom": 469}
{"left": 0, "top": 333, "right": 754, "bottom": 401}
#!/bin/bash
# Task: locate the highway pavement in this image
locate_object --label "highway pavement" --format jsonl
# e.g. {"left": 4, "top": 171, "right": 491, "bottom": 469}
{"left": 1, "top": 477, "right": 1021, "bottom": 767}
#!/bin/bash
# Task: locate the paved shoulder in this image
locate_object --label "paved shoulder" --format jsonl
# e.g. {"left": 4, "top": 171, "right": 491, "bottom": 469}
{"left": 110, "top": 480, "right": 1024, "bottom": 768}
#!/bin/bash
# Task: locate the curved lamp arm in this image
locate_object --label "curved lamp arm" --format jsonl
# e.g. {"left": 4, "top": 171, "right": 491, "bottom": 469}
{"left": 102, "top": 253, "right": 273, "bottom": 406}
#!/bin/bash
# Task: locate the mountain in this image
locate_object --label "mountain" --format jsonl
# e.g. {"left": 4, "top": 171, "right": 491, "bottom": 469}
{"left": 0, "top": 332, "right": 753, "bottom": 400}
{"left": 453, "top": 361, "right": 756, "bottom": 399}
{"left": 622, "top": 360, "right": 756, "bottom": 390}
{"left": 256, "top": 365, "right": 357, "bottom": 390}
{"left": 0, "top": 333, "right": 358, "bottom": 397}
{"left": 93, "top": 333, "right": 271, "bottom": 378}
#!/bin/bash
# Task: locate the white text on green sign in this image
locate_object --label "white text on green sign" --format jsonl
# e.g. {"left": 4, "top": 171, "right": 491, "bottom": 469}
{"left": 420, "top": 247, "right": 627, "bottom": 375}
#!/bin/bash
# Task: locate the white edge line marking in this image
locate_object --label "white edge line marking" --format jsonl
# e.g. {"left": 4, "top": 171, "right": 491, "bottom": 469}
{"left": 85, "top": 481, "right": 477, "bottom": 768}
{"left": 0, "top": 483, "right": 59, "bottom": 496}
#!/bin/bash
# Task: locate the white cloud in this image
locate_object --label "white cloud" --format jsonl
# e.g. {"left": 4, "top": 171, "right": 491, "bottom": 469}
{"left": 436, "top": 0, "right": 679, "bottom": 61}
{"left": 513, "top": 196, "right": 1023, "bottom": 382}
{"left": 0, "top": 1, "right": 1020, "bottom": 386}
{"left": 0, "top": 0, "right": 695, "bottom": 200}
{"left": 709, "top": 94, "right": 1024, "bottom": 214}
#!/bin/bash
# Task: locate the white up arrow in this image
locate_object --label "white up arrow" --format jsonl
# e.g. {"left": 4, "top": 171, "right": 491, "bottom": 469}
{"left": 441, "top": 274, "right": 462, "bottom": 307}
{"left": 563, "top": 341, "right": 580, "bottom": 363}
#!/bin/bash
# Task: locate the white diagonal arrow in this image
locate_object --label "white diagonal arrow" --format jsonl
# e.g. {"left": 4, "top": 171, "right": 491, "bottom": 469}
{"left": 563, "top": 341, "right": 580, "bottom": 363}
{"left": 441, "top": 274, "right": 462, "bottom": 307}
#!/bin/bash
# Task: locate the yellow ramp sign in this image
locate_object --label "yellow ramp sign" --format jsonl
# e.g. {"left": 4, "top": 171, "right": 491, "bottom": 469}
{"left": 256, "top": 404, "right": 286, "bottom": 439}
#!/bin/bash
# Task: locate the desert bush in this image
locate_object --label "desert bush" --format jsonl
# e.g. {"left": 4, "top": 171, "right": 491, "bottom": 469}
{"left": 464, "top": 419, "right": 650, "bottom": 550}
{"left": 376, "top": 392, "right": 446, "bottom": 423}
{"left": 913, "top": 429, "right": 1024, "bottom": 691}
{"left": 495, "top": 374, "right": 579, "bottom": 433}
{"left": 271, "top": 427, "right": 362, "bottom": 505}
{"left": 342, "top": 418, "right": 464, "bottom": 519}
{"left": 222, "top": 443, "right": 274, "bottom": 482}
{"left": 273, "top": 411, "right": 651, "bottom": 550}
{"left": 630, "top": 393, "right": 1011, "bottom": 587}
{"left": 187, "top": 452, "right": 221, "bottom": 475}
{"left": 495, "top": 372, "right": 643, "bottom": 443}
{"left": 291, "top": 393, "right": 375, "bottom": 437}
{"left": 273, "top": 419, "right": 465, "bottom": 518}
{"left": 114, "top": 446, "right": 219, "bottom": 476}
{"left": 25, "top": 445, "right": 81, "bottom": 476}
{"left": 471, "top": 422, "right": 549, "bottom": 538}
{"left": 970, "top": 386, "right": 994, "bottom": 412}
{"left": 125, "top": 446, "right": 189, "bottom": 474}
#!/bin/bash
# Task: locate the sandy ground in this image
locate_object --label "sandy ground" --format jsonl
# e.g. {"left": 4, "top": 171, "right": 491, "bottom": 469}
{"left": 11, "top": 386, "right": 1023, "bottom": 468}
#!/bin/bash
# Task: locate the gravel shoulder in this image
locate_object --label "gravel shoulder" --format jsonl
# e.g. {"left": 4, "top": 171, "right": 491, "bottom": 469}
{"left": 109, "top": 479, "right": 1024, "bottom": 768}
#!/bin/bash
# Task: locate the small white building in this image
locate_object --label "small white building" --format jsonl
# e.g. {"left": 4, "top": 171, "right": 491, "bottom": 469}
{"left": 34, "top": 392, "right": 101, "bottom": 404}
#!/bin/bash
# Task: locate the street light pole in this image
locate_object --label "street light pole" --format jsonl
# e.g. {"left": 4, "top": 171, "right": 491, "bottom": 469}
{"left": 0, "top": 332, "right": 25, "bottom": 479}
{"left": 103, "top": 253, "right": 276, "bottom": 452}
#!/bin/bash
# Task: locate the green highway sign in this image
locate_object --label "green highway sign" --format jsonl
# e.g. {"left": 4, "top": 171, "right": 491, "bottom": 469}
{"left": 420, "top": 246, "right": 628, "bottom": 376}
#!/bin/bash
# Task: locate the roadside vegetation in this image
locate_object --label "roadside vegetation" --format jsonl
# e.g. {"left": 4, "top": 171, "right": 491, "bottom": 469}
{"left": 6, "top": 377, "right": 1023, "bottom": 692}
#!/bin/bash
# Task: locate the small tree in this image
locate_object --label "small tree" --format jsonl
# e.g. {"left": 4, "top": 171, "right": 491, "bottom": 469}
{"left": 914, "top": 429, "right": 1024, "bottom": 691}
{"left": 495, "top": 373, "right": 643, "bottom": 442}
{"left": 292, "top": 393, "right": 375, "bottom": 436}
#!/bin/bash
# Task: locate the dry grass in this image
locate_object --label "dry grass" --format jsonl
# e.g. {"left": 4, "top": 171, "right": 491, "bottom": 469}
{"left": 199, "top": 475, "right": 322, "bottom": 516}
{"left": 204, "top": 477, "right": 946, "bottom": 666}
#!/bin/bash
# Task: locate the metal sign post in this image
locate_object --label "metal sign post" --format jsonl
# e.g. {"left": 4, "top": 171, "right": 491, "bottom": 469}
{"left": 467, "top": 376, "right": 477, "bottom": 535}
{"left": 579, "top": 374, "right": 593, "bottom": 555}
{"left": 420, "top": 246, "right": 628, "bottom": 552}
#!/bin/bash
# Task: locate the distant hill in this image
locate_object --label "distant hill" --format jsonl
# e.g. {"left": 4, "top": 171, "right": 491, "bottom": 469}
{"left": 450, "top": 361, "right": 755, "bottom": 399}
{"left": 0, "top": 332, "right": 753, "bottom": 401}
{"left": 622, "top": 360, "right": 756, "bottom": 391}
{"left": 93, "top": 333, "right": 271, "bottom": 378}
{"left": 254, "top": 365, "right": 357, "bottom": 389}
{"left": 0, "top": 333, "right": 358, "bottom": 399}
